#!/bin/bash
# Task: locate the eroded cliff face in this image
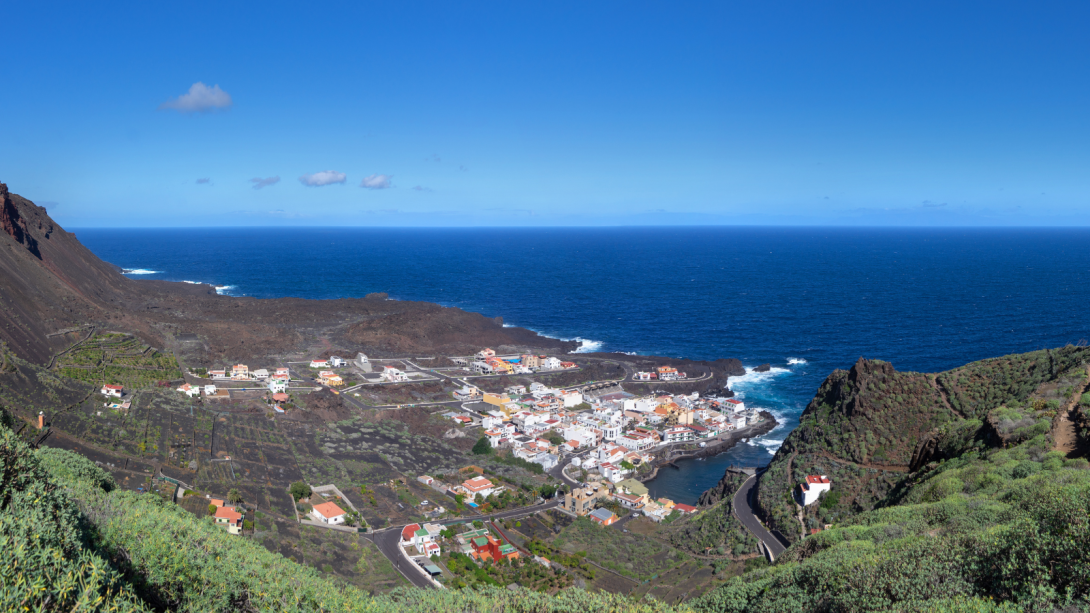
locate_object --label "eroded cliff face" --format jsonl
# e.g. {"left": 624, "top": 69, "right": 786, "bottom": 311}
{"left": 0, "top": 182, "right": 146, "bottom": 363}
{"left": 1, "top": 182, "right": 41, "bottom": 258}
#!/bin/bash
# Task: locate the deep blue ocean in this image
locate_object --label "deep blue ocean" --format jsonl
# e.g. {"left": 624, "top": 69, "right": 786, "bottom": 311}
{"left": 74, "top": 227, "right": 1090, "bottom": 503}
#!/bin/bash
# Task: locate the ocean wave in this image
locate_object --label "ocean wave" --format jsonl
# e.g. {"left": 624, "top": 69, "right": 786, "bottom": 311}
{"left": 787, "top": 357, "right": 808, "bottom": 365}
{"left": 181, "top": 280, "right": 204, "bottom": 285}
{"left": 572, "top": 338, "right": 603, "bottom": 353}
{"left": 728, "top": 366, "right": 792, "bottom": 395}
{"left": 215, "top": 285, "right": 235, "bottom": 295}
{"left": 511, "top": 325, "right": 605, "bottom": 354}
{"left": 122, "top": 269, "right": 161, "bottom": 275}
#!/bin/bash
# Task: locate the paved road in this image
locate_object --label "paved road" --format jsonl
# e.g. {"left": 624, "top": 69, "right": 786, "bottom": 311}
{"left": 733, "top": 474, "right": 789, "bottom": 560}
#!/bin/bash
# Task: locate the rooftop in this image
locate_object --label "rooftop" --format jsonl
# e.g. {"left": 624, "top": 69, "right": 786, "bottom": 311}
{"left": 312, "top": 501, "right": 346, "bottom": 519}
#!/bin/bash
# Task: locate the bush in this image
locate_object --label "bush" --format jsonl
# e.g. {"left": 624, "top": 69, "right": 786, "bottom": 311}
{"left": 472, "top": 437, "right": 492, "bottom": 455}
{"left": 289, "top": 481, "right": 311, "bottom": 501}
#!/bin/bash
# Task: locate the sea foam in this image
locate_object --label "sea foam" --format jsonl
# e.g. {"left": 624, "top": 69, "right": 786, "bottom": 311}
{"left": 122, "top": 269, "right": 161, "bottom": 275}
{"left": 787, "top": 357, "right": 808, "bottom": 365}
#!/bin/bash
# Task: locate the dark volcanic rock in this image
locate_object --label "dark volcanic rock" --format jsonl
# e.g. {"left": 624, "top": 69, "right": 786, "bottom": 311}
{"left": 714, "top": 358, "right": 747, "bottom": 377}
{"left": 755, "top": 363, "right": 771, "bottom": 372}
{"left": 697, "top": 468, "right": 750, "bottom": 507}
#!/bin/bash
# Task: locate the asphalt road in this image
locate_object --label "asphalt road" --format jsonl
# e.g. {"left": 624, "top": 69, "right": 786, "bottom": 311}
{"left": 733, "top": 474, "right": 789, "bottom": 560}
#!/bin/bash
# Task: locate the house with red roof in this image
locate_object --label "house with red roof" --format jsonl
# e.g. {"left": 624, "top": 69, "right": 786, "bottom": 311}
{"left": 401, "top": 523, "right": 422, "bottom": 546}
{"left": 798, "top": 475, "right": 832, "bottom": 506}
{"left": 100, "top": 384, "right": 123, "bottom": 397}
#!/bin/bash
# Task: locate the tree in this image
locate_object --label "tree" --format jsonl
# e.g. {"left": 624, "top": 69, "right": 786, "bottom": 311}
{"left": 620, "top": 460, "right": 634, "bottom": 471}
{"left": 207, "top": 503, "right": 217, "bottom": 516}
{"left": 228, "top": 488, "right": 243, "bottom": 504}
{"left": 289, "top": 481, "right": 311, "bottom": 501}
{"left": 472, "top": 436, "right": 492, "bottom": 455}
{"left": 539, "top": 483, "right": 557, "bottom": 499}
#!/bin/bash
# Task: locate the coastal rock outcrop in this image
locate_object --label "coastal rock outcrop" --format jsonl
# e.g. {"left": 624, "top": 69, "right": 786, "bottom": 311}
{"left": 755, "top": 363, "right": 771, "bottom": 372}
{"left": 697, "top": 468, "right": 751, "bottom": 506}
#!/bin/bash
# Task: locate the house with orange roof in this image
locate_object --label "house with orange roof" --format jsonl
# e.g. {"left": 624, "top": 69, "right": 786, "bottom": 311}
{"left": 310, "top": 501, "right": 347, "bottom": 525}
{"left": 461, "top": 476, "right": 495, "bottom": 501}
{"left": 214, "top": 505, "right": 244, "bottom": 535}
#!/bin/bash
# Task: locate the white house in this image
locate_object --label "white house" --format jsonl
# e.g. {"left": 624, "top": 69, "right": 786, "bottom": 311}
{"left": 542, "top": 357, "right": 562, "bottom": 370}
{"left": 599, "top": 462, "right": 625, "bottom": 483}
{"left": 461, "top": 476, "right": 495, "bottom": 501}
{"left": 329, "top": 356, "right": 346, "bottom": 367}
{"left": 267, "top": 379, "right": 287, "bottom": 394}
{"left": 724, "top": 398, "right": 745, "bottom": 412}
{"left": 485, "top": 429, "right": 506, "bottom": 447}
{"left": 598, "top": 444, "right": 626, "bottom": 464}
{"left": 799, "top": 475, "right": 832, "bottom": 506}
{"left": 100, "top": 384, "right": 123, "bottom": 398}
{"left": 563, "top": 426, "right": 598, "bottom": 448}
{"left": 481, "top": 415, "right": 502, "bottom": 430}
{"left": 560, "top": 390, "right": 584, "bottom": 407}
{"left": 176, "top": 384, "right": 200, "bottom": 398}
{"left": 355, "top": 353, "right": 373, "bottom": 372}
{"left": 663, "top": 426, "right": 694, "bottom": 443}
{"left": 203, "top": 384, "right": 217, "bottom": 396}
{"left": 309, "top": 359, "right": 329, "bottom": 369}
{"left": 251, "top": 368, "right": 269, "bottom": 380}
{"left": 471, "top": 361, "right": 495, "bottom": 374}
{"left": 382, "top": 366, "right": 409, "bottom": 382}
{"left": 310, "top": 501, "right": 346, "bottom": 524}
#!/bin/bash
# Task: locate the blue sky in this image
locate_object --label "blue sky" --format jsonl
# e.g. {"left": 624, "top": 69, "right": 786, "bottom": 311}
{"left": 2, "top": 1, "right": 1088, "bottom": 226}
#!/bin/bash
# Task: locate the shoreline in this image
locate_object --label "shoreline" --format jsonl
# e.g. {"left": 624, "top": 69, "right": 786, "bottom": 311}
{"left": 638, "top": 410, "right": 778, "bottom": 486}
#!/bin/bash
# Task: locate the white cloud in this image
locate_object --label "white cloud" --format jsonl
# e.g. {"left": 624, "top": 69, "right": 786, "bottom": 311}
{"left": 412, "top": 185, "right": 433, "bottom": 192}
{"left": 299, "top": 171, "right": 347, "bottom": 187}
{"left": 360, "top": 174, "right": 393, "bottom": 189}
{"left": 159, "top": 82, "right": 233, "bottom": 113}
{"left": 250, "top": 176, "right": 280, "bottom": 189}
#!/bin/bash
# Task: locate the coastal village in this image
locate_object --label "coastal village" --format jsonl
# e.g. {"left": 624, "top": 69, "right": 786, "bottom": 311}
{"left": 74, "top": 333, "right": 824, "bottom": 595}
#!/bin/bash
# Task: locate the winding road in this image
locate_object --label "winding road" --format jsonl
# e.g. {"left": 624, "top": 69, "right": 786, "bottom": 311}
{"left": 733, "top": 473, "right": 789, "bottom": 561}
